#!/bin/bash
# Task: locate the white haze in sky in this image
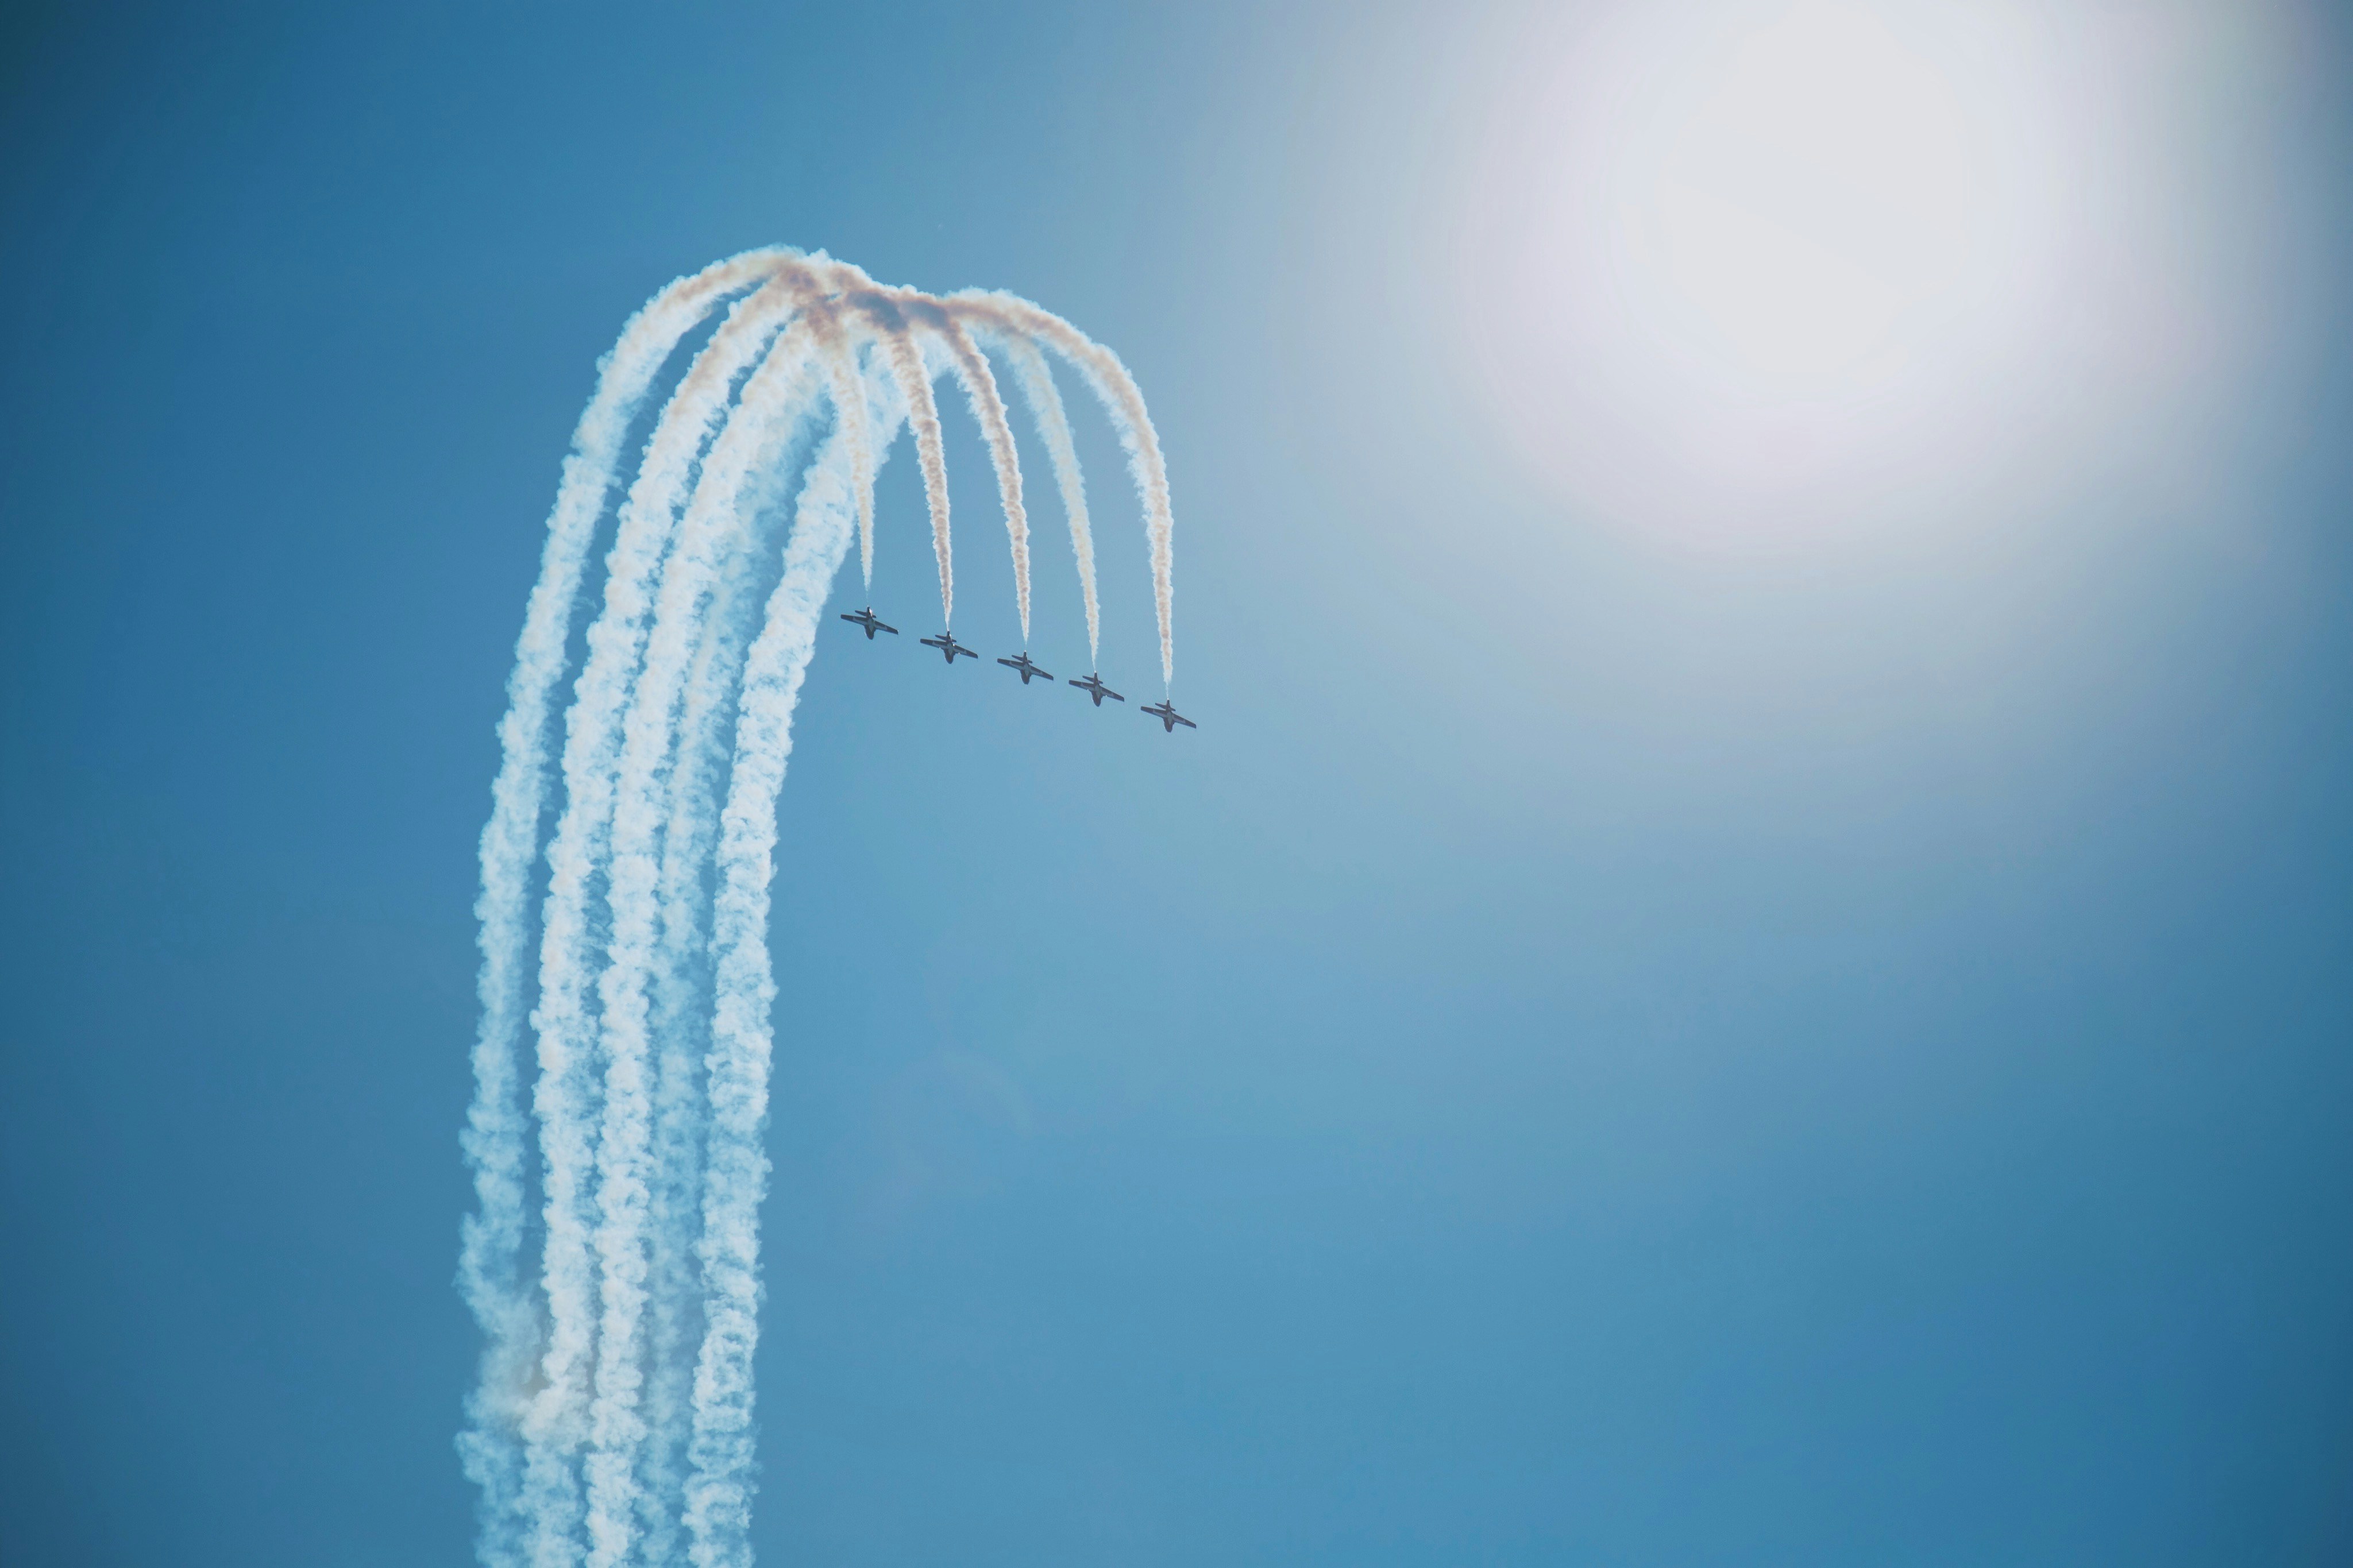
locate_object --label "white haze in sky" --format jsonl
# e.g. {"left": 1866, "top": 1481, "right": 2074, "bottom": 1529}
{"left": 1455, "top": 0, "right": 2300, "bottom": 543}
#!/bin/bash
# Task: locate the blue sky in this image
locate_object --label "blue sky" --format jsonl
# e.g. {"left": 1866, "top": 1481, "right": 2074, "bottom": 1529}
{"left": 3, "top": 1, "right": 2350, "bottom": 1563}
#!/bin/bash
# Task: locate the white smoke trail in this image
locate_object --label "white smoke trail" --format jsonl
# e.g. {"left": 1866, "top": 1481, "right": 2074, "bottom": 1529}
{"left": 638, "top": 366, "right": 908, "bottom": 1564}
{"left": 630, "top": 441, "right": 800, "bottom": 1568}
{"left": 951, "top": 292, "right": 1175, "bottom": 686}
{"left": 682, "top": 431, "right": 862, "bottom": 1568}
{"left": 908, "top": 300, "right": 1033, "bottom": 643}
{"left": 631, "top": 492, "right": 800, "bottom": 1568}
{"left": 461, "top": 247, "right": 781, "bottom": 1568}
{"left": 468, "top": 251, "right": 1174, "bottom": 1568}
{"left": 980, "top": 329, "right": 1099, "bottom": 662}
{"left": 805, "top": 303, "right": 877, "bottom": 589}
{"left": 582, "top": 321, "right": 827, "bottom": 1568}
{"left": 857, "top": 295, "right": 956, "bottom": 625}
{"left": 522, "top": 267, "right": 817, "bottom": 1567}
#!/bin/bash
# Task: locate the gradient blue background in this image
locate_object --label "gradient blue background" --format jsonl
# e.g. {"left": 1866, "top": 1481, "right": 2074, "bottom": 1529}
{"left": 3, "top": 2, "right": 2350, "bottom": 1563}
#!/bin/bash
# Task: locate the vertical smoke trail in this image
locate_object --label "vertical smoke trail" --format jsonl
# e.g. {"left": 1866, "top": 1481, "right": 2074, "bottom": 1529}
{"left": 858, "top": 295, "right": 956, "bottom": 624}
{"left": 583, "top": 323, "right": 826, "bottom": 1568}
{"left": 461, "top": 247, "right": 782, "bottom": 1568}
{"left": 634, "top": 478, "right": 805, "bottom": 1565}
{"left": 467, "top": 250, "right": 1177, "bottom": 1568}
{"left": 952, "top": 292, "right": 1175, "bottom": 686}
{"left": 639, "top": 366, "right": 908, "bottom": 1563}
{"left": 631, "top": 452, "right": 792, "bottom": 1568}
{"left": 632, "top": 493, "right": 796, "bottom": 1568}
{"left": 806, "top": 305, "right": 877, "bottom": 590}
{"left": 522, "top": 269, "right": 812, "bottom": 1567}
{"left": 684, "top": 431, "right": 862, "bottom": 1568}
{"left": 909, "top": 301, "right": 1033, "bottom": 642}
{"left": 982, "top": 330, "right": 1099, "bottom": 662}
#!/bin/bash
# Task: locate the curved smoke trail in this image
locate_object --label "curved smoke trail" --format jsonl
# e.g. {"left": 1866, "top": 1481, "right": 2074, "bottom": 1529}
{"left": 857, "top": 295, "right": 955, "bottom": 626}
{"left": 522, "top": 269, "right": 819, "bottom": 1567}
{"left": 681, "top": 431, "right": 859, "bottom": 1566}
{"left": 950, "top": 291, "right": 1174, "bottom": 688}
{"left": 984, "top": 330, "right": 1099, "bottom": 662}
{"left": 640, "top": 369, "right": 907, "bottom": 1567}
{"left": 460, "top": 247, "right": 784, "bottom": 1568}
{"left": 460, "top": 250, "right": 1174, "bottom": 1568}
{"left": 584, "top": 321, "right": 827, "bottom": 1567}
{"left": 908, "top": 299, "right": 1032, "bottom": 644}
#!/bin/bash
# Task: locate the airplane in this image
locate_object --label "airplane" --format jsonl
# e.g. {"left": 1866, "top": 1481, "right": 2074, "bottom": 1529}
{"left": 838, "top": 606, "right": 898, "bottom": 639}
{"left": 919, "top": 629, "right": 978, "bottom": 665}
{"left": 1068, "top": 671, "right": 1124, "bottom": 706}
{"left": 997, "top": 651, "right": 1054, "bottom": 685}
{"left": 1141, "top": 698, "right": 1197, "bottom": 733}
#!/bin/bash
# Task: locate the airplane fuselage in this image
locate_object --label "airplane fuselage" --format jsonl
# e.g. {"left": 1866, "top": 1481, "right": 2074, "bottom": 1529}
{"left": 920, "top": 631, "right": 977, "bottom": 664}
{"left": 1069, "top": 672, "right": 1123, "bottom": 705}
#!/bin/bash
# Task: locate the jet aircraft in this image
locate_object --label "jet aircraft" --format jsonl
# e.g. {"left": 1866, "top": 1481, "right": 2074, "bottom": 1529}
{"left": 1141, "top": 698, "right": 1197, "bottom": 733}
{"left": 919, "top": 629, "right": 978, "bottom": 665}
{"left": 997, "top": 651, "right": 1054, "bottom": 685}
{"left": 838, "top": 606, "right": 897, "bottom": 639}
{"left": 1069, "top": 671, "right": 1124, "bottom": 706}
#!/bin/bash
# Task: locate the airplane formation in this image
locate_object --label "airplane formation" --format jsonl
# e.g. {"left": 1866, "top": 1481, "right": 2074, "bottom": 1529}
{"left": 838, "top": 608, "right": 1195, "bottom": 733}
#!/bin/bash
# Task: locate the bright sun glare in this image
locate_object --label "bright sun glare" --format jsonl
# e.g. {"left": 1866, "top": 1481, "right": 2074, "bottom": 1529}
{"left": 1452, "top": 0, "right": 2233, "bottom": 533}
{"left": 1628, "top": 2, "right": 1987, "bottom": 385}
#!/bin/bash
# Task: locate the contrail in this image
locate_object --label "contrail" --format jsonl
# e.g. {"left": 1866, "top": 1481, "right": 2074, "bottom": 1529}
{"left": 583, "top": 320, "right": 826, "bottom": 1568}
{"left": 460, "top": 247, "right": 781, "bottom": 1568}
{"left": 634, "top": 454, "right": 801, "bottom": 1567}
{"left": 683, "top": 428, "right": 861, "bottom": 1568}
{"left": 638, "top": 368, "right": 907, "bottom": 1565}
{"left": 951, "top": 291, "right": 1174, "bottom": 686}
{"left": 461, "top": 251, "right": 1175, "bottom": 1568}
{"left": 522, "top": 267, "right": 814, "bottom": 1566}
{"left": 633, "top": 472, "right": 803, "bottom": 1568}
{"left": 537, "top": 259, "right": 846, "bottom": 1560}
{"left": 981, "top": 329, "right": 1099, "bottom": 662}
{"left": 907, "top": 298, "right": 1032, "bottom": 643}
{"left": 857, "top": 294, "right": 956, "bottom": 625}
{"left": 807, "top": 302, "right": 877, "bottom": 589}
